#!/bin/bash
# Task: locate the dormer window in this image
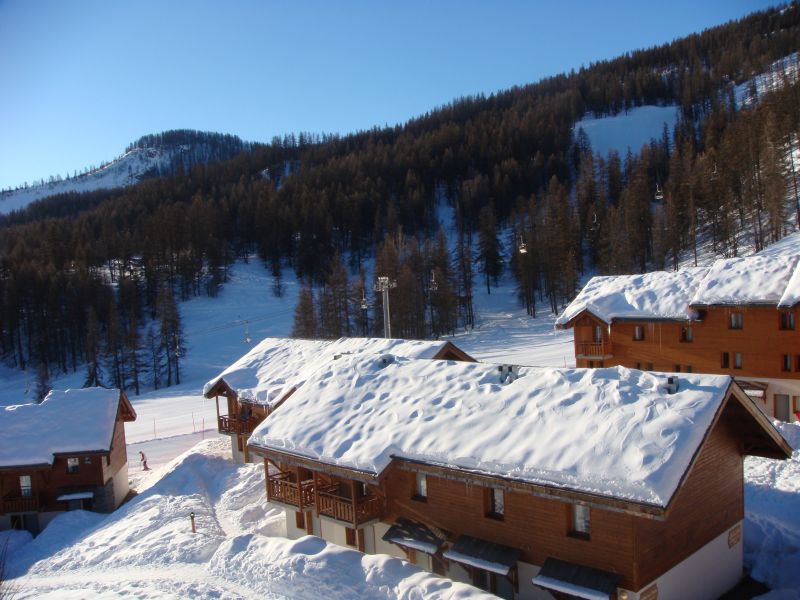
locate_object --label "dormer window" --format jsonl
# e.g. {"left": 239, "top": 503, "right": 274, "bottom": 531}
{"left": 67, "top": 457, "right": 80, "bottom": 474}
{"left": 729, "top": 313, "right": 743, "bottom": 330}
{"left": 633, "top": 326, "right": 645, "bottom": 341}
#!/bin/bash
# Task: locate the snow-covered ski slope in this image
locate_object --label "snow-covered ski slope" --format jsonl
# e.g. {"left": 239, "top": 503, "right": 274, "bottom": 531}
{"left": 573, "top": 105, "right": 678, "bottom": 158}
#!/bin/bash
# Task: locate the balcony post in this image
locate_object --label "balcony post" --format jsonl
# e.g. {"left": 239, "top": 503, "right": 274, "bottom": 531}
{"left": 313, "top": 471, "right": 320, "bottom": 516}
{"left": 351, "top": 480, "right": 359, "bottom": 527}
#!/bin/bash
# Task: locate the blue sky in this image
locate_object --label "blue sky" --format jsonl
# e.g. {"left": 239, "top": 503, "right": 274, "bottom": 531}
{"left": 0, "top": 0, "right": 776, "bottom": 190}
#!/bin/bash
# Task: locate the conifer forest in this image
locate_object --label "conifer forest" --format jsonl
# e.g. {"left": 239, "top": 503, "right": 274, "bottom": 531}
{"left": 1, "top": 5, "right": 800, "bottom": 393}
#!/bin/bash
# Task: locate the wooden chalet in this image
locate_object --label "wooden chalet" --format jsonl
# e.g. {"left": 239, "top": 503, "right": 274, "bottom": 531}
{"left": 0, "top": 387, "right": 137, "bottom": 535}
{"left": 247, "top": 355, "right": 790, "bottom": 600}
{"left": 557, "top": 255, "right": 800, "bottom": 422}
{"left": 204, "top": 336, "right": 473, "bottom": 462}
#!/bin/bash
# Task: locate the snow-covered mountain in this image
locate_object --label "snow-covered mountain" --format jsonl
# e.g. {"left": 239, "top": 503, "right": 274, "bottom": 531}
{"left": 0, "top": 131, "right": 251, "bottom": 215}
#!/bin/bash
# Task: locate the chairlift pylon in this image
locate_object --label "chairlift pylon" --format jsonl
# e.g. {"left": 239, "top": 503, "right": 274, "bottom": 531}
{"left": 429, "top": 270, "right": 438, "bottom": 292}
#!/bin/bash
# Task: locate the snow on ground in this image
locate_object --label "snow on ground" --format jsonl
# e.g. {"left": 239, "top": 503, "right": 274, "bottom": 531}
{"left": 746, "top": 421, "right": 800, "bottom": 598}
{"left": 448, "top": 280, "right": 574, "bottom": 368}
{"left": 573, "top": 105, "right": 678, "bottom": 158}
{"left": 7, "top": 438, "right": 493, "bottom": 600}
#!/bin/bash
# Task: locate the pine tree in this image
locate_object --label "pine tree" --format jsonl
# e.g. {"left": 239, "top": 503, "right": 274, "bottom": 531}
{"left": 34, "top": 363, "right": 51, "bottom": 403}
{"left": 157, "top": 285, "right": 184, "bottom": 387}
{"left": 292, "top": 286, "right": 317, "bottom": 338}
{"left": 84, "top": 307, "right": 103, "bottom": 387}
{"left": 476, "top": 202, "right": 503, "bottom": 294}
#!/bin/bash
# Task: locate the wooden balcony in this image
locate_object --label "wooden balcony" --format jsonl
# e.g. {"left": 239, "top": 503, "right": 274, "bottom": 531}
{"left": 577, "top": 341, "right": 613, "bottom": 359}
{"left": 2, "top": 493, "right": 40, "bottom": 514}
{"left": 218, "top": 414, "right": 260, "bottom": 436}
{"left": 267, "top": 472, "right": 315, "bottom": 508}
{"left": 317, "top": 489, "right": 382, "bottom": 526}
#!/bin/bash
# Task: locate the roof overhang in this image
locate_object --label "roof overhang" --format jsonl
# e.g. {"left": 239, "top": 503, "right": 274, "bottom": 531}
{"left": 442, "top": 534, "right": 520, "bottom": 576}
{"left": 248, "top": 445, "right": 382, "bottom": 484}
{"left": 555, "top": 308, "right": 610, "bottom": 330}
{"left": 204, "top": 378, "right": 236, "bottom": 399}
{"left": 532, "top": 557, "right": 620, "bottom": 600}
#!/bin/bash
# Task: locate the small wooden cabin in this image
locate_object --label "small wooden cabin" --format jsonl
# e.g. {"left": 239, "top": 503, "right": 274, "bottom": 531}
{"left": 557, "top": 256, "right": 800, "bottom": 421}
{"left": 204, "top": 336, "right": 474, "bottom": 462}
{"left": 0, "top": 388, "right": 137, "bottom": 535}
{"left": 247, "top": 355, "right": 790, "bottom": 600}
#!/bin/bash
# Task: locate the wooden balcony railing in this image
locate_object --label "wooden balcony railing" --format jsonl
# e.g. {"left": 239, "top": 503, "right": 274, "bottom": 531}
{"left": 317, "top": 490, "right": 382, "bottom": 526}
{"left": 218, "top": 415, "right": 260, "bottom": 435}
{"left": 577, "top": 341, "right": 612, "bottom": 358}
{"left": 267, "top": 472, "right": 315, "bottom": 508}
{"left": 2, "top": 493, "right": 40, "bottom": 514}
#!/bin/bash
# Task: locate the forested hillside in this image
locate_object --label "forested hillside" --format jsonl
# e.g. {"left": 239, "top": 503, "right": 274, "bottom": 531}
{"left": 1, "top": 4, "right": 799, "bottom": 393}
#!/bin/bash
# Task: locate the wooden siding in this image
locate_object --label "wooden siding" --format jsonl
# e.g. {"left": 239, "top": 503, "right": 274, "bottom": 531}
{"left": 574, "top": 307, "right": 800, "bottom": 380}
{"left": 382, "top": 469, "right": 638, "bottom": 589}
{"left": 633, "top": 409, "right": 743, "bottom": 589}
{"left": 1, "top": 409, "right": 130, "bottom": 515}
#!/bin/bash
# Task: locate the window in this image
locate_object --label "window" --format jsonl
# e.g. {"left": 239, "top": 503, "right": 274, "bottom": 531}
{"left": 294, "top": 511, "right": 305, "bottom": 529}
{"left": 635, "top": 362, "right": 642, "bottom": 370}
{"left": 780, "top": 312, "right": 796, "bottom": 330}
{"left": 734, "top": 352, "right": 742, "bottom": 370}
{"left": 570, "top": 504, "right": 591, "bottom": 538}
{"left": 681, "top": 326, "right": 693, "bottom": 342}
{"left": 587, "top": 360, "right": 595, "bottom": 368}
{"left": 84, "top": 456, "right": 92, "bottom": 465}
{"left": 647, "top": 362, "right": 654, "bottom": 371}
{"left": 593, "top": 325, "right": 602, "bottom": 343}
{"left": 729, "top": 313, "right": 744, "bottom": 329}
{"left": 19, "top": 475, "right": 32, "bottom": 497}
{"left": 345, "top": 526, "right": 357, "bottom": 547}
{"left": 67, "top": 457, "right": 80, "bottom": 473}
{"left": 414, "top": 473, "right": 427, "bottom": 500}
{"left": 796, "top": 356, "right": 800, "bottom": 373}
{"left": 685, "top": 365, "right": 693, "bottom": 373}
{"left": 674, "top": 364, "right": 681, "bottom": 373}
{"left": 722, "top": 352, "right": 730, "bottom": 369}
{"left": 782, "top": 354, "right": 792, "bottom": 372}
{"left": 633, "top": 325, "right": 645, "bottom": 341}
{"left": 486, "top": 488, "right": 504, "bottom": 519}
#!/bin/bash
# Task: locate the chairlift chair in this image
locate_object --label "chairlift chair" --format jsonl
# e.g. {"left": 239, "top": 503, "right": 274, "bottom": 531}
{"left": 654, "top": 184, "right": 664, "bottom": 201}
{"left": 429, "top": 270, "right": 438, "bottom": 292}
{"left": 518, "top": 241, "right": 528, "bottom": 254}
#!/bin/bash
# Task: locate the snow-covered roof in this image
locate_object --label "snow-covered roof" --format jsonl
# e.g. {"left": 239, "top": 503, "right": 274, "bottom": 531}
{"left": 555, "top": 268, "right": 708, "bottom": 326}
{"left": 203, "top": 336, "right": 462, "bottom": 407}
{"left": 0, "top": 388, "right": 123, "bottom": 468}
{"left": 690, "top": 256, "right": 799, "bottom": 306}
{"left": 250, "top": 355, "right": 734, "bottom": 508}
{"left": 558, "top": 253, "right": 800, "bottom": 325}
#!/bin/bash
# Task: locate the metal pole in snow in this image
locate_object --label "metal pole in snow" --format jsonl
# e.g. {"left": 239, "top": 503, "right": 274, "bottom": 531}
{"left": 153, "top": 418, "right": 156, "bottom": 439}
{"left": 190, "top": 512, "right": 196, "bottom": 533}
{"left": 374, "top": 276, "right": 397, "bottom": 339}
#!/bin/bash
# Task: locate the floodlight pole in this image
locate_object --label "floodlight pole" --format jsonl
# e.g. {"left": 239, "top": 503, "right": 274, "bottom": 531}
{"left": 374, "top": 276, "right": 397, "bottom": 338}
